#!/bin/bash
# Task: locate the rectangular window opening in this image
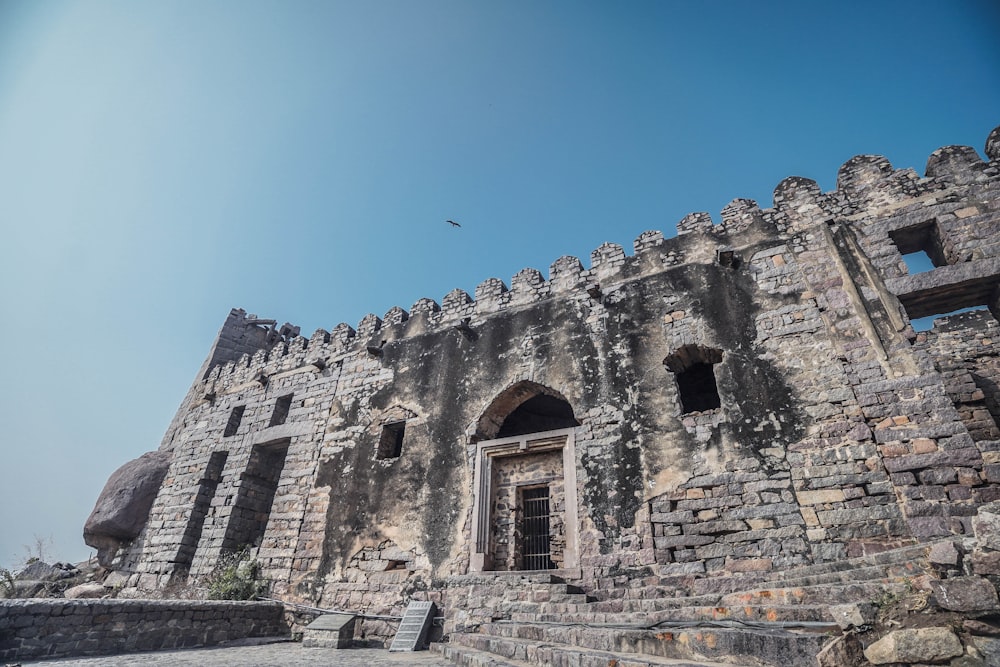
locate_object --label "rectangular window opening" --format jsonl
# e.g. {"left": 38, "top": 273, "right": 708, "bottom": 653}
{"left": 910, "top": 305, "right": 993, "bottom": 332}
{"left": 377, "top": 421, "right": 406, "bottom": 459}
{"left": 899, "top": 249, "right": 936, "bottom": 275}
{"left": 889, "top": 221, "right": 948, "bottom": 273}
{"left": 224, "top": 406, "right": 245, "bottom": 437}
{"left": 269, "top": 394, "right": 293, "bottom": 427}
{"left": 677, "top": 362, "right": 722, "bottom": 414}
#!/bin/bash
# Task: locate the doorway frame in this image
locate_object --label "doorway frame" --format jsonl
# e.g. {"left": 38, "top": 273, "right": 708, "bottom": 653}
{"left": 469, "top": 426, "right": 579, "bottom": 572}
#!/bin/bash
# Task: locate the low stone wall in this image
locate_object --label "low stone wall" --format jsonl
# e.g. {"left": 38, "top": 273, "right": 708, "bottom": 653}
{"left": 0, "top": 599, "right": 288, "bottom": 662}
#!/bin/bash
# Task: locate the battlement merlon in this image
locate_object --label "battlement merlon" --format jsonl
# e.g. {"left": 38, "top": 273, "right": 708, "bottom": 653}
{"left": 194, "top": 123, "right": 1000, "bottom": 392}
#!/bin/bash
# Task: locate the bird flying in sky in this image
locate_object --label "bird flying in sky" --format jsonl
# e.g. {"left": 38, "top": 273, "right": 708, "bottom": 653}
{"left": 447, "top": 219, "right": 461, "bottom": 228}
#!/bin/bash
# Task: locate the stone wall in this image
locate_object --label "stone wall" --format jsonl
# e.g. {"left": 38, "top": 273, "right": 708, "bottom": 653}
{"left": 0, "top": 599, "right": 287, "bottom": 662}
{"left": 88, "top": 124, "right": 1000, "bottom": 622}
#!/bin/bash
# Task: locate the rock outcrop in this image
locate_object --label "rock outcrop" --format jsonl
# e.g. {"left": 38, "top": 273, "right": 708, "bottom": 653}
{"left": 84, "top": 450, "right": 170, "bottom": 567}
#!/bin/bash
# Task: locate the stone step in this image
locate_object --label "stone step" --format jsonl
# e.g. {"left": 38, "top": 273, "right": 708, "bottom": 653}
{"left": 480, "top": 599, "right": 592, "bottom": 617}
{"left": 501, "top": 589, "right": 590, "bottom": 604}
{"left": 432, "top": 639, "right": 534, "bottom": 667}
{"left": 510, "top": 604, "right": 835, "bottom": 627}
{"left": 445, "top": 570, "right": 579, "bottom": 587}
{"left": 585, "top": 580, "right": 903, "bottom": 614}
{"left": 611, "top": 593, "right": 726, "bottom": 611}
{"left": 647, "top": 604, "right": 834, "bottom": 626}
{"left": 680, "top": 544, "right": 933, "bottom": 595}
{"left": 766, "top": 560, "right": 926, "bottom": 589}
{"left": 718, "top": 580, "right": 908, "bottom": 607}
{"left": 762, "top": 542, "right": 934, "bottom": 581}
{"left": 446, "top": 633, "right": 754, "bottom": 667}
{"left": 473, "top": 621, "right": 834, "bottom": 667}
{"left": 613, "top": 541, "right": 938, "bottom": 600}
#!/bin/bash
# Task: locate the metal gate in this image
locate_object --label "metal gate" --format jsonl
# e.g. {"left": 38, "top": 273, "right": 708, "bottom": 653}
{"left": 520, "top": 486, "right": 555, "bottom": 570}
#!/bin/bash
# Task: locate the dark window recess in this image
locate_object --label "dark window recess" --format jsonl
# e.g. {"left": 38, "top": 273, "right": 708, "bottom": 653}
{"left": 889, "top": 221, "right": 949, "bottom": 273}
{"left": 269, "top": 394, "right": 293, "bottom": 427}
{"left": 677, "top": 362, "right": 722, "bottom": 413}
{"left": 221, "top": 442, "right": 288, "bottom": 552}
{"left": 665, "top": 345, "right": 724, "bottom": 415}
{"left": 972, "top": 372, "right": 1000, "bottom": 434}
{"left": 520, "top": 486, "right": 554, "bottom": 570}
{"left": 224, "top": 406, "right": 246, "bottom": 437}
{"left": 377, "top": 422, "right": 406, "bottom": 459}
{"left": 172, "top": 451, "right": 228, "bottom": 578}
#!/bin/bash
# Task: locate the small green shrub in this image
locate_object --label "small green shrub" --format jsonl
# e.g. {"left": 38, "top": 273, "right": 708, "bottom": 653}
{"left": 207, "top": 548, "right": 268, "bottom": 600}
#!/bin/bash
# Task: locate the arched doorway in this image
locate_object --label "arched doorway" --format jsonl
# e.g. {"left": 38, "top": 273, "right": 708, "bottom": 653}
{"left": 469, "top": 382, "right": 580, "bottom": 573}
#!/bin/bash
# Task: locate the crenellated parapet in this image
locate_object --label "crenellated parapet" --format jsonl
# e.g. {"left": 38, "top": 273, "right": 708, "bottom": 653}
{"left": 200, "top": 124, "right": 1000, "bottom": 385}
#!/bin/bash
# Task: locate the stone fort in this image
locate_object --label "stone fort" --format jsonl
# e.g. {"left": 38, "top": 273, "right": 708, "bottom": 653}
{"left": 82, "top": 124, "right": 1000, "bottom": 663}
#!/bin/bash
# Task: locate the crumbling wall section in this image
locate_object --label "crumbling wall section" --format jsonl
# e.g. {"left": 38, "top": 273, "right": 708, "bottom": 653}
{"left": 915, "top": 310, "right": 1000, "bottom": 485}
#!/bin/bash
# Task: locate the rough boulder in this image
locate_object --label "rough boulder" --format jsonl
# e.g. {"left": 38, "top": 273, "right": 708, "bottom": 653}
{"left": 84, "top": 450, "right": 170, "bottom": 567}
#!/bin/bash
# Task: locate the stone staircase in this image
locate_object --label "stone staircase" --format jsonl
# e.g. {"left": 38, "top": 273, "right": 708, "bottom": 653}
{"left": 430, "top": 542, "right": 943, "bottom": 666}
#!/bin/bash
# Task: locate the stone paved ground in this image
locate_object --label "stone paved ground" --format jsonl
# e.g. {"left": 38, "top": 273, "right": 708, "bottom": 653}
{"left": 19, "top": 641, "right": 453, "bottom": 666}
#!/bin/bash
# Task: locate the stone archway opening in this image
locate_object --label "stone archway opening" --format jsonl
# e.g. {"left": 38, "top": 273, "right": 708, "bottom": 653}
{"left": 473, "top": 381, "right": 578, "bottom": 442}
{"left": 497, "top": 394, "right": 578, "bottom": 438}
{"left": 469, "top": 382, "right": 580, "bottom": 573}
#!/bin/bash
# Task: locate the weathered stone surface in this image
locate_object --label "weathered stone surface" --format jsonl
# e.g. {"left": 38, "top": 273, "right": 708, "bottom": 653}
{"left": 863, "top": 627, "right": 963, "bottom": 664}
{"left": 972, "top": 502, "right": 1000, "bottom": 551}
{"left": 964, "top": 619, "right": 1000, "bottom": 635}
{"left": 816, "top": 634, "right": 864, "bottom": 667}
{"left": 84, "top": 450, "right": 170, "bottom": 566}
{"left": 930, "top": 576, "right": 999, "bottom": 612}
{"left": 64, "top": 582, "right": 107, "bottom": 599}
{"left": 972, "top": 551, "right": 1000, "bottom": 575}
{"left": 12, "top": 580, "right": 45, "bottom": 597}
{"left": 15, "top": 560, "right": 69, "bottom": 582}
{"left": 301, "top": 613, "right": 356, "bottom": 649}
{"left": 796, "top": 489, "right": 846, "bottom": 505}
{"left": 929, "top": 540, "right": 961, "bottom": 566}
{"left": 827, "top": 602, "right": 874, "bottom": 629}
{"left": 968, "top": 635, "right": 1000, "bottom": 666}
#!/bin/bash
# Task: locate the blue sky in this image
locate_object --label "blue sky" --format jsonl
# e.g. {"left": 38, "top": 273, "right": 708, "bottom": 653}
{"left": 1, "top": 0, "right": 998, "bottom": 567}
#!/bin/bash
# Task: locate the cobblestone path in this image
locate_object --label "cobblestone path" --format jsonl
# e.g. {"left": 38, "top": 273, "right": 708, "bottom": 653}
{"left": 19, "top": 641, "right": 453, "bottom": 666}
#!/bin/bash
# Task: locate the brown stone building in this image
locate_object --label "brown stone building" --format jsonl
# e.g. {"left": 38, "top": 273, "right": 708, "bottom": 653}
{"left": 88, "top": 125, "right": 1000, "bottom": 635}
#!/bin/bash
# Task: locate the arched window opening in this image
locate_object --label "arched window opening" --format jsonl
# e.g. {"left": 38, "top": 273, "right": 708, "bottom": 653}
{"left": 497, "top": 394, "right": 578, "bottom": 438}
{"left": 474, "top": 381, "right": 579, "bottom": 441}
